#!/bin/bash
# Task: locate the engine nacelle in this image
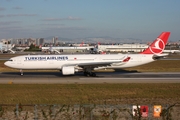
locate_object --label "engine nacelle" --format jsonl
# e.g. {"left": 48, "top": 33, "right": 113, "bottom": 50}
{"left": 62, "top": 66, "right": 75, "bottom": 75}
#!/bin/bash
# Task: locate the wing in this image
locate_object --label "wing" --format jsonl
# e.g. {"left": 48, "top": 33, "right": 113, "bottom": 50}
{"left": 63, "top": 56, "right": 131, "bottom": 68}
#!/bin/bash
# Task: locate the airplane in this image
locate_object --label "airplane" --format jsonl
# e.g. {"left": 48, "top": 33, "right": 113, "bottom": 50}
{"left": 49, "top": 45, "right": 61, "bottom": 54}
{"left": 163, "top": 49, "right": 180, "bottom": 54}
{"left": 73, "top": 42, "right": 88, "bottom": 47}
{"left": 0, "top": 42, "right": 16, "bottom": 53}
{"left": 4, "top": 32, "right": 170, "bottom": 76}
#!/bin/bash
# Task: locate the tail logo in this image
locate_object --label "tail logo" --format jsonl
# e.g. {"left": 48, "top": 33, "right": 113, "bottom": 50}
{"left": 149, "top": 38, "right": 165, "bottom": 54}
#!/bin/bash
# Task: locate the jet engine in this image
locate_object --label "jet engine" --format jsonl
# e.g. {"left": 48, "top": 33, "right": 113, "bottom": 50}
{"left": 62, "top": 66, "right": 75, "bottom": 75}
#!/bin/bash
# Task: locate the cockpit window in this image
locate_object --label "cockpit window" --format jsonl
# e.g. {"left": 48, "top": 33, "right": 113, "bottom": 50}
{"left": 8, "top": 59, "right": 13, "bottom": 61}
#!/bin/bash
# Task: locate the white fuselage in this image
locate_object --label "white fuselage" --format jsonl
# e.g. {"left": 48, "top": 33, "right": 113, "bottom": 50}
{"left": 4, "top": 54, "right": 155, "bottom": 70}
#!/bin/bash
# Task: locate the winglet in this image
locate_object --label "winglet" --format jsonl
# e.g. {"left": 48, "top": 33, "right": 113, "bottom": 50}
{"left": 141, "top": 32, "right": 170, "bottom": 54}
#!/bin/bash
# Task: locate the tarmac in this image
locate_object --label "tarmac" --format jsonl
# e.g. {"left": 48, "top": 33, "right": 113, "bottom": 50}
{"left": 1, "top": 72, "right": 180, "bottom": 84}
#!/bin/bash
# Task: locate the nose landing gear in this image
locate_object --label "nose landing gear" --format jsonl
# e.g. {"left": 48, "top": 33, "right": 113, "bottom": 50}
{"left": 20, "top": 69, "right": 23, "bottom": 76}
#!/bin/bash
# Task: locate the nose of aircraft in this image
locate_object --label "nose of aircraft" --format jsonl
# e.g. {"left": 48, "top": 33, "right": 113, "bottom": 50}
{"left": 4, "top": 61, "right": 10, "bottom": 67}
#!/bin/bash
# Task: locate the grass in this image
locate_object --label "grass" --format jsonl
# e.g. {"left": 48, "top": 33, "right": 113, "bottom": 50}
{"left": 0, "top": 84, "right": 180, "bottom": 105}
{"left": 125, "top": 60, "right": 180, "bottom": 72}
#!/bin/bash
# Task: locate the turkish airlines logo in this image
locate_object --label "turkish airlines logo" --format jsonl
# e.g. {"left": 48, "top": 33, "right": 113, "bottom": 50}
{"left": 149, "top": 38, "right": 165, "bottom": 54}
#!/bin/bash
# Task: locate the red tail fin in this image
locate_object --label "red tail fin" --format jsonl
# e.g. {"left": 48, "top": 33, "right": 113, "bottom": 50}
{"left": 80, "top": 42, "right": 84, "bottom": 47}
{"left": 141, "top": 32, "right": 170, "bottom": 54}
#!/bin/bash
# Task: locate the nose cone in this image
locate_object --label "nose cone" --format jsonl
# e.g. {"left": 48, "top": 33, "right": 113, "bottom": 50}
{"left": 4, "top": 61, "right": 15, "bottom": 68}
{"left": 4, "top": 61, "right": 10, "bottom": 67}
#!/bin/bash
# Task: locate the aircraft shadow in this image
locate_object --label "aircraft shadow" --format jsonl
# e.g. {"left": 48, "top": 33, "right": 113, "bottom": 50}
{"left": 1, "top": 72, "right": 76, "bottom": 77}
{"left": 114, "top": 69, "right": 139, "bottom": 73}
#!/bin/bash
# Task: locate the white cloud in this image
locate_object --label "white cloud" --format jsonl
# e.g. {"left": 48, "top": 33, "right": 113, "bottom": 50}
{"left": 67, "top": 16, "right": 82, "bottom": 20}
{"left": 0, "top": 26, "right": 22, "bottom": 30}
{"left": 42, "top": 16, "right": 82, "bottom": 21}
{"left": 0, "top": 21, "right": 21, "bottom": 25}
{"left": 39, "top": 23, "right": 65, "bottom": 26}
{"left": 7, "top": 14, "right": 37, "bottom": 17}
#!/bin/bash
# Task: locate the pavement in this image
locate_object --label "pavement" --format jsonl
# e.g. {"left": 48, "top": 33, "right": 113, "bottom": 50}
{"left": 1, "top": 72, "right": 180, "bottom": 84}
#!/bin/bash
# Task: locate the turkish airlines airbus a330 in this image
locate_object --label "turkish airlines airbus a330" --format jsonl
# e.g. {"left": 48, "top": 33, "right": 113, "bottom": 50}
{"left": 4, "top": 32, "right": 170, "bottom": 76}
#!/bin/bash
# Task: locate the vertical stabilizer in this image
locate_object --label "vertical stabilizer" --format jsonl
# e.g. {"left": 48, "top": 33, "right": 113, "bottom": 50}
{"left": 141, "top": 32, "right": 170, "bottom": 54}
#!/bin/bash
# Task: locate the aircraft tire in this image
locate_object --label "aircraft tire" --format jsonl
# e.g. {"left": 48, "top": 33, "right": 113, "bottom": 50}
{"left": 84, "top": 72, "right": 89, "bottom": 77}
{"left": 84, "top": 72, "right": 96, "bottom": 77}
{"left": 91, "top": 73, "right": 96, "bottom": 77}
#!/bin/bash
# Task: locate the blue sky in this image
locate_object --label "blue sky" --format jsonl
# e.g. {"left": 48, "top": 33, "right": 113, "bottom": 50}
{"left": 0, "top": 0, "right": 180, "bottom": 41}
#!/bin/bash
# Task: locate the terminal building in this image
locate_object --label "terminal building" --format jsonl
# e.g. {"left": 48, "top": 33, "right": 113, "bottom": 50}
{"left": 97, "top": 44, "right": 148, "bottom": 52}
{"left": 41, "top": 46, "right": 94, "bottom": 54}
{"left": 41, "top": 44, "right": 149, "bottom": 54}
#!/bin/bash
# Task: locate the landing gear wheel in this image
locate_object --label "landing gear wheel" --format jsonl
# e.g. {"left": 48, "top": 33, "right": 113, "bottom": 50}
{"left": 91, "top": 73, "right": 96, "bottom": 77}
{"left": 20, "top": 69, "right": 23, "bottom": 76}
{"left": 84, "top": 72, "right": 96, "bottom": 77}
{"left": 84, "top": 72, "right": 88, "bottom": 76}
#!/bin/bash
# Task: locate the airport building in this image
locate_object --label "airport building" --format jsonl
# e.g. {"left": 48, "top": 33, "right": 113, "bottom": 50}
{"left": 41, "top": 46, "right": 94, "bottom": 53}
{"left": 97, "top": 44, "right": 149, "bottom": 52}
{"left": 41, "top": 43, "right": 149, "bottom": 54}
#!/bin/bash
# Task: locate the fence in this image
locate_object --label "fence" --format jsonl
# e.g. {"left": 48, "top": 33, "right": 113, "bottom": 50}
{"left": 0, "top": 104, "right": 180, "bottom": 120}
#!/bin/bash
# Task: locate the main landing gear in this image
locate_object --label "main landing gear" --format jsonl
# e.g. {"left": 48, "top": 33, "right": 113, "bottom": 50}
{"left": 83, "top": 68, "right": 96, "bottom": 77}
{"left": 84, "top": 71, "right": 96, "bottom": 77}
